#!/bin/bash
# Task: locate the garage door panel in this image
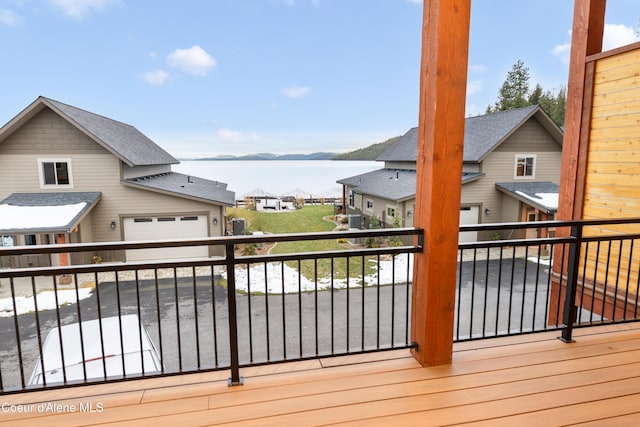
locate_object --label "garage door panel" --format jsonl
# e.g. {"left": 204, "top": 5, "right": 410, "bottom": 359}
{"left": 124, "top": 215, "right": 208, "bottom": 261}
{"left": 459, "top": 206, "right": 479, "bottom": 243}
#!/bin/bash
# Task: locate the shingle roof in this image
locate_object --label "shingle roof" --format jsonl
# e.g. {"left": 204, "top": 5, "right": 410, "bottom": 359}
{"left": 495, "top": 182, "right": 559, "bottom": 213}
{"left": 0, "top": 192, "right": 101, "bottom": 233}
{"left": 375, "top": 127, "right": 418, "bottom": 162}
{"left": 337, "top": 169, "right": 417, "bottom": 202}
{"left": 376, "top": 105, "right": 561, "bottom": 163}
{"left": 43, "top": 97, "right": 178, "bottom": 167}
{"left": 124, "top": 172, "right": 235, "bottom": 206}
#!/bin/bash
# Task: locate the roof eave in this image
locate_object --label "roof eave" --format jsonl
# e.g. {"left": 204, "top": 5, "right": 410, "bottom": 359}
{"left": 122, "top": 180, "right": 235, "bottom": 207}
{"left": 494, "top": 185, "right": 556, "bottom": 214}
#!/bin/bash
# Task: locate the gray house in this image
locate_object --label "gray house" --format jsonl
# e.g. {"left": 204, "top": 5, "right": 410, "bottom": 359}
{"left": 0, "top": 96, "right": 235, "bottom": 266}
{"left": 337, "top": 105, "right": 563, "bottom": 241}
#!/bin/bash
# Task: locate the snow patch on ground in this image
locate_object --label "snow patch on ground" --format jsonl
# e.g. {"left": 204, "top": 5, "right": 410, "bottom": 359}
{"left": 0, "top": 288, "right": 94, "bottom": 317}
{"left": 227, "top": 254, "right": 414, "bottom": 294}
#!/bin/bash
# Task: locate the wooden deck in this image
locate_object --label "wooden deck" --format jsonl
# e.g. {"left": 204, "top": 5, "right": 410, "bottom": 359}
{"left": 2, "top": 324, "right": 640, "bottom": 426}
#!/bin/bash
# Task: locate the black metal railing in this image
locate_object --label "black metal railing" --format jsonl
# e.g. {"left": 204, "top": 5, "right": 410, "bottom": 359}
{"left": 0, "top": 228, "right": 421, "bottom": 393}
{"left": 2, "top": 217, "right": 640, "bottom": 394}
{"left": 455, "top": 218, "right": 640, "bottom": 342}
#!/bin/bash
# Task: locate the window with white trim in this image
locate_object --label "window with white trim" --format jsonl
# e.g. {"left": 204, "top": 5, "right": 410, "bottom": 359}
{"left": 38, "top": 159, "right": 73, "bottom": 188}
{"left": 386, "top": 206, "right": 396, "bottom": 218}
{"left": 365, "top": 199, "right": 374, "bottom": 211}
{"left": 514, "top": 154, "right": 535, "bottom": 178}
{"left": 348, "top": 190, "right": 355, "bottom": 207}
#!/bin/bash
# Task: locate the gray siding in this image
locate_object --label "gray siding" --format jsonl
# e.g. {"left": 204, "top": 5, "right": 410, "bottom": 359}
{"left": 122, "top": 164, "right": 172, "bottom": 179}
{"left": 0, "top": 107, "right": 227, "bottom": 262}
{"left": 462, "top": 162, "right": 481, "bottom": 173}
{"left": 382, "top": 161, "right": 416, "bottom": 170}
{"left": 0, "top": 109, "right": 111, "bottom": 155}
{"left": 344, "top": 186, "right": 414, "bottom": 229}
{"left": 494, "top": 118, "right": 561, "bottom": 153}
{"left": 461, "top": 118, "right": 562, "bottom": 225}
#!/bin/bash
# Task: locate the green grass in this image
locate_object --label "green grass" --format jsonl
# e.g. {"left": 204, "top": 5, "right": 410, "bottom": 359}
{"left": 227, "top": 205, "right": 377, "bottom": 281}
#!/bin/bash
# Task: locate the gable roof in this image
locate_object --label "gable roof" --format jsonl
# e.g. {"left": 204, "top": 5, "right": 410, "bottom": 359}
{"left": 376, "top": 105, "right": 563, "bottom": 163}
{"left": 0, "top": 96, "right": 178, "bottom": 167}
{"left": 123, "top": 172, "right": 235, "bottom": 207}
{"left": 0, "top": 192, "right": 101, "bottom": 234}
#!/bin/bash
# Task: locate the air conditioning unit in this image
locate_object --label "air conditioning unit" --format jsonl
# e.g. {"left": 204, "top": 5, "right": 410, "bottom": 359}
{"left": 348, "top": 214, "right": 362, "bottom": 229}
{"left": 232, "top": 218, "right": 245, "bottom": 235}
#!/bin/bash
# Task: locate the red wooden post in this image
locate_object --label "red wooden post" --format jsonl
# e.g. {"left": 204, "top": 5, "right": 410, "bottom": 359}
{"left": 557, "top": 0, "right": 605, "bottom": 222}
{"left": 411, "top": 0, "right": 471, "bottom": 366}
{"left": 551, "top": 0, "right": 606, "bottom": 325}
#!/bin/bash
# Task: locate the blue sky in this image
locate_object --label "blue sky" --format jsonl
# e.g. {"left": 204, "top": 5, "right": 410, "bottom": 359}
{"left": 1, "top": 1, "right": 639, "bottom": 158}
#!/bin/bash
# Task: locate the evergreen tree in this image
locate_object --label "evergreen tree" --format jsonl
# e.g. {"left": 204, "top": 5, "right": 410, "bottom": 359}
{"left": 487, "top": 60, "right": 566, "bottom": 128}
{"left": 494, "top": 59, "right": 530, "bottom": 111}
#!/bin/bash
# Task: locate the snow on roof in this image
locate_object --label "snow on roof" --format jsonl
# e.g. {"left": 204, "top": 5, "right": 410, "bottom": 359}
{"left": 0, "top": 203, "right": 87, "bottom": 231}
{"left": 515, "top": 191, "right": 558, "bottom": 211}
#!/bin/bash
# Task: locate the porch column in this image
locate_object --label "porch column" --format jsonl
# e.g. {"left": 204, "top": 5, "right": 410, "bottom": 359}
{"left": 557, "top": 0, "right": 605, "bottom": 221}
{"left": 411, "top": 0, "right": 470, "bottom": 366}
{"left": 550, "top": 0, "right": 606, "bottom": 325}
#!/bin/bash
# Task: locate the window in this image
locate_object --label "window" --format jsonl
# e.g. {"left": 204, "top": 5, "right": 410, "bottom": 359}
{"left": 515, "top": 155, "right": 535, "bottom": 178}
{"left": 366, "top": 199, "right": 374, "bottom": 211}
{"left": 24, "top": 235, "right": 37, "bottom": 245}
{"left": 1, "top": 236, "right": 14, "bottom": 247}
{"left": 133, "top": 218, "right": 153, "bottom": 223}
{"left": 386, "top": 206, "right": 396, "bottom": 218}
{"left": 348, "top": 190, "right": 355, "bottom": 207}
{"left": 38, "top": 159, "right": 72, "bottom": 188}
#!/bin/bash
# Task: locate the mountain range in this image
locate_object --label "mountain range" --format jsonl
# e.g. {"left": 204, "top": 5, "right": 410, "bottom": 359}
{"left": 192, "top": 134, "right": 400, "bottom": 161}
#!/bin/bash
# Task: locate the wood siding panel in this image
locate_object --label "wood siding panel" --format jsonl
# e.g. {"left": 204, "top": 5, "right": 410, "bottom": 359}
{"left": 581, "top": 47, "right": 640, "bottom": 297}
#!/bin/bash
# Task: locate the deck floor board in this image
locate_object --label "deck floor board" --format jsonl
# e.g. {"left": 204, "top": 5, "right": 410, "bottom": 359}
{"left": 2, "top": 324, "right": 640, "bottom": 426}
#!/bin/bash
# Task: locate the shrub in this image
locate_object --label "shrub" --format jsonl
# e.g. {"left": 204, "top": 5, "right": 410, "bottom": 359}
{"left": 241, "top": 243, "right": 257, "bottom": 256}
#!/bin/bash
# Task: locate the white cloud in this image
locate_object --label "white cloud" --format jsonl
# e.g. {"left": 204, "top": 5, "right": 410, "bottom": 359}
{"left": 217, "top": 128, "right": 259, "bottom": 143}
{"left": 282, "top": 85, "right": 311, "bottom": 98}
{"left": 49, "top": 0, "right": 119, "bottom": 19}
{"left": 466, "top": 79, "right": 482, "bottom": 96}
{"left": 469, "top": 64, "right": 487, "bottom": 73}
{"left": 551, "top": 40, "right": 571, "bottom": 65}
{"left": 603, "top": 23, "right": 639, "bottom": 50}
{"left": 553, "top": 23, "right": 640, "bottom": 65}
{"left": 143, "top": 70, "right": 170, "bottom": 85}
{"left": 0, "top": 9, "right": 21, "bottom": 26}
{"left": 167, "top": 45, "right": 217, "bottom": 76}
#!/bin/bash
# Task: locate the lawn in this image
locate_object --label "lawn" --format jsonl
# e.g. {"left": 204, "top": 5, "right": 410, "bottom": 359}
{"left": 227, "top": 205, "right": 376, "bottom": 281}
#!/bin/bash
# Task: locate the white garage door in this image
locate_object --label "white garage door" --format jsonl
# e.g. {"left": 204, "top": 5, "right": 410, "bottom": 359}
{"left": 123, "top": 215, "right": 209, "bottom": 261}
{"left": 459, "top": 206, "right": 479, "bottom": 243}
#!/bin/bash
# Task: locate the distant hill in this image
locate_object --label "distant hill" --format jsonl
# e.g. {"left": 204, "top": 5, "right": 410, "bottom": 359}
{"left": 197, "top": 152, "right": 337, "bottom": 161}
{"left": 332, "top": 135, "right": 400, "bottom": 160}
{"left": 191, "top": 135, "right": 402, "bottom": 161}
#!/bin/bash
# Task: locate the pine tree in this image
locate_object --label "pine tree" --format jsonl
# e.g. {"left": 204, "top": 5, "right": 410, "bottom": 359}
{"left": 494, "top": 59, "right": 530, "bottom": 111}
{"left": 487, "top": 60, "right": 566, "bottom": 128}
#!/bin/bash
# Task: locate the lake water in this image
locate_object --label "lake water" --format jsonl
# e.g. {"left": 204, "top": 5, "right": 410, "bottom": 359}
{"left": 173, "top": 160, "right": 380, "bottom": 199}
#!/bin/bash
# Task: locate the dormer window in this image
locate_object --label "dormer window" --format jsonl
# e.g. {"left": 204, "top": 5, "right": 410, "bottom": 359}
{"left": 38, "top": 158, "right": 73, "bottom": 188}
{"left": 514, "top": 154, "right": 535, "bottom": 179}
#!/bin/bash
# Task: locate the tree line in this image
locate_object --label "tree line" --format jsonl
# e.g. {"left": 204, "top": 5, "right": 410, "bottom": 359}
{"left": 486, "top": 59, "right": 566, "bottom": 128}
